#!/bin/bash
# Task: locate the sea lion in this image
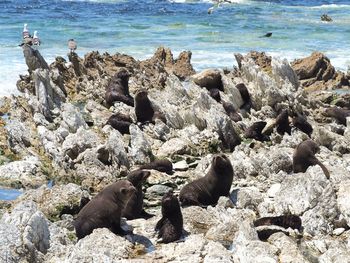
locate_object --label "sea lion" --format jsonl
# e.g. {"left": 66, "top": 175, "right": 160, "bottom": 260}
{"left": 222, "top": 101, "right": 242, "bottom": 122}
{"left": 292, "top": 112, "right": 313, "bottom": 137}
{"left": 179, "top": 154, "right": 234, "bottom": 207}
{"left": 135, "top": 90, "right": 154, "bottom": 124}
{"left": 293, "top": 140, "right": 330, "bottom": 179}
{"left": 209, "top": 88, "right": 221, "bottom": 102}
{"left": 324, "top": 107, "right": 350, "bottom": 126}
{"left": 122, "top": 170, "right": 152, "bottom": 220}
{"left": 254, "top": 215, "right": 302, "bottom": 231}
{"left": 139, "top": 159, "right": 173, "bottom": 175}
{"left": 106, "top": 113, "right": 133, "bottom": 135}
{"left": 74, "top": 180, "right": 136, "bottom": 239}
{"left": 236, "top": 83, "right": 252, "bottom": 112}
{"left": 245, "top": 121, "right": 269, "bottom": 141}
{"left": 275, "top": 109, "right": 291, "bottom": 135}
{"left": 105, "top": 69, "right": 134, "bottom": 107}
{"left": 155, "top": 191, "right": 183, "bottom": 243}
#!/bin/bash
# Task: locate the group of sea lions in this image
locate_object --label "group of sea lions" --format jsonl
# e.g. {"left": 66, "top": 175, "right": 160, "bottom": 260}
{"left": 74, "top": 68, "right": 338, "bottom": 244}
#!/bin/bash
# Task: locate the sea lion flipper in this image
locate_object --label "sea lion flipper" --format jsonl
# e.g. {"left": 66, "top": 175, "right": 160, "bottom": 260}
{"left": 155, "top": 217, "right": 165, "bottom": 231}
{"left": 110, "top": 223, "right": 132, "bottom": 236}
{"left": 315, "top": 159, "right": 330, "bottom": 179}
{"left": 140, "top": 210, "right": 154, "bottom": 219}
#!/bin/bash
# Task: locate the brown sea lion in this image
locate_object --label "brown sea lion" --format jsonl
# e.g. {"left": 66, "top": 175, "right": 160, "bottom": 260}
{"left": 139, "top": 159, "right": 173, "bottom": 175}
{"left": 74, "top": 180, "right": 136, "bottom": 239}
{"left": 324, "top": 107, "right": 350, "bottom": 126}
{"left": 292, "top": 112, "right": 313, "bottom": 137}
{"left": 122, "top": 170, "right": 152, "bottom": 220}
{"left": 244, "top": 121, "right": 269, "bottom": 141}
{"left": 155, "top": 191, "right": 183, "bottom": 243}
{"left": 254, "top": 215, "right": 302, "bottom": 231}
{"left": 209, "top": 88, "right": 221, "bottom": 102}
{"left": 179, "top": 154, "right": 234, "bottom": 207}
{"left": 275, "top": 109, "right": 291, "bottom": 135}
{"left": 106, "top": 113, "right": 133, "bottom": 135}
{"left": 236, "top": 83, "right": 252, "bottom": 112}
{"left": 105, "top": 69, "right": 134, "bottom": 107}
{"left": 293, "top": 140, "right": 330, "bottom": 179}
{"left": 135, "top": 90, "right": 154, "bottom": 124}
{"left": 222, "top": 101, "right": 242, "bottom": 122}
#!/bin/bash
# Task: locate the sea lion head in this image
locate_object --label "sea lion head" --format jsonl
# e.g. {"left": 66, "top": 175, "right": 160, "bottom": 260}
{"left": 303, "top": 139, "right": 320, "bottom": 154}
{"left": 252, "top": 121, "right": 267, "bottom": 133}
{"left": 116, "top": 68, "right": 130, "bottom": 81}
{"left": 136, "top": 89, "right": 148, "bottom": 99}
{"left": 161, "top": 190, "right": 180, "bottom": 215}
{"left": 127, "top": 170, "right": 151, "bottom": 187}
{"left": 115, "top": 180, "right": 137, "bottom": 204}
{"left": 212, "top": 154, "right": 233, "bottom": 173}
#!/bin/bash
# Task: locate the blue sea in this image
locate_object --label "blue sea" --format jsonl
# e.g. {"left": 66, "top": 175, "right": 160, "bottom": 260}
{"left": 0, "top": 0, "right": 350, "bottom": 97}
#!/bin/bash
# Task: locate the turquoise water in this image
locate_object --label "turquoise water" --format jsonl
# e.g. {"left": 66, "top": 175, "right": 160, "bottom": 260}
{"left": 0, "top": 0, "right": 350, "bottom": 96}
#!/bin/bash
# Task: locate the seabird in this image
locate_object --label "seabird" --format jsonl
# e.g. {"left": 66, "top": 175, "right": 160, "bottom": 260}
{"left": 32, "top": 31, "right": 40, "bottom": 47}
{"left": 22, "top": 23, "right": 30, "bottom": 39}
{"left": 68, "top": 39, "right": 77, "bottom": 54}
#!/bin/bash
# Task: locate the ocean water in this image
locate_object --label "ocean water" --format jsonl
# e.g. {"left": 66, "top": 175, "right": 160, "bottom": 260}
{"left": 0, "top": 0, "right": 350, "bottom": 96}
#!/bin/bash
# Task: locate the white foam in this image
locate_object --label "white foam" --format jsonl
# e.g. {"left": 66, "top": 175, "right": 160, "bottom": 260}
{"left": 310, "top": 4, "right": 350, "bottom": 9}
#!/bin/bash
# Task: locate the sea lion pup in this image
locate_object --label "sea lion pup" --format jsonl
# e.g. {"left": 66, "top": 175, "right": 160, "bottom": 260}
{"left": 222, "top": 101, "right": 242, "bottom": 122}
{"left": 135, "top": 90, "right": 166, "bottom": 125}
{"left": 179, "top": 154, "right": 234, "bottom": 207}
{"left": 275, "top": 109, "right": 291, "bottom": 135}
{"left": 105, "top": 69, "right": 134, "bottom": 107}
{"left": 244, "top": 121, "right": 269, "bottom": 141}
{"left": 74, "top": 180, "right": 136, "bottom": 239}
{"left": 122, "top": 170, "right": 153, "bottom": 220}
{"left": 139, "top": 159, "right": 173, "bottom": 175}
{"left": 292, "top": 112, "right": 313, "bottom": 137}
{"left": 106, "top": 113, "right": 133, "bottom": 135}
{"left": 254, "top": 215, "right": 302, "bottom": 231}
{"left": 155, "top": 191, "right": 183, "bottom": 243}
{"left": 236, "top": 83, "right": 252, "bottom": 112}
{"left": 293, "top": 140, "right": 330, "bottom": 179}
{"left": 209, "top": 88, "right": 221, "bottom": 102}
{"left": 324, "top": 107, "right": 350, "bottom": 126}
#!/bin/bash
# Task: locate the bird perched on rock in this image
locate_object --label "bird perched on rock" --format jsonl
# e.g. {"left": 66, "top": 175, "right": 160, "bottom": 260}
{"left": 68, "top": 39, "right": 77, "bottom": 54}
{"left": 22, "top": 23, "right": 30, "bottom": 39}
{"left": 32, "top": 31, "right": 41, "bottom": 47}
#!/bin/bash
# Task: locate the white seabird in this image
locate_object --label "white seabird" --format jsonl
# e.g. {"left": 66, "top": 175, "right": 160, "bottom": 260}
{"left": 33, "top": 31, "right": 41, "bottom": 46}
{"left": 22, "top": 23, "right": 30, "bottom": 39}
{"left": 68, "top": 39, "right": 77, "bottom": 54}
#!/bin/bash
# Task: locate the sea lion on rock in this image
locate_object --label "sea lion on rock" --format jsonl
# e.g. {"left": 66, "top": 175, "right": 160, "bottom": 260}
{"left": 236, "top": 83, "right": 252, "bottom": 112}
{"left": 209, "top": 88, "right": 221, "bottom": 102}
{"left": 155, "top": 191, "right": 183, "bottom": 243}
{"left": 106, "top": 113, "right": 133, "bottom": 134}
{"left": 254, "top": 215, "right": 302, "bottom": 231}
{"left": 245, "top": 121, "right": 269, "bottom": 141}
{"left": 122, "top": 170, "right": 152, "bottom": 220}
{"left": 179, "top": 154, "right": 234, "bottom": 207}
{"left": 292, "top": 112, "right": 313, "bottom": 137}
{"left": 324, "top": 107, "right": 350, "bottom": 126}
{"left": 139, "top": 159, "right": 173, "bottom": 175}
{"left": 105, "top": 69, "right": 134, "bottom": 107}
{"left": 293, "top": 140, "right": 330, "bottom": 179}
{"left": 275, "top": 109, "right": 291, "bottom": 135}
{"left": 74, "top": 180, "right": 136, "bottom": 239}
{"left": 135, "top": 90, "right": 166, "bottom": 125}
{"left": 222, "top": 101, "right": 242, "bottom": 122}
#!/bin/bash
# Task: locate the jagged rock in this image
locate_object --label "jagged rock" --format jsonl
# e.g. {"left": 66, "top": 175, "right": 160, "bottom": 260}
{"left": 246, "top": 51, "right": 272, "bottom": 74}
{"left": 337, "top": 180, "right": 350, "bottom": 227}
{"left": 22, "top": 45, "right": 49, "bottom": 74}
{"left": 103, "top": 130, "right": 130, "bottom": 168}
{"left": 192, "top": 69, "right": 223, "bottom": 90}
{"left": 5, "top": 119, "right": 31, "bottom": 153}
{"left": 0, "top": 156, "right": 46, "bottom": 188}
{"left": 172, "top": 51, "right": 196, "bottom": 80}
{"left": 64, "top": 228, "right": 135, "bottom": 262}
{"left": 0, "top": 201, "right": 50, "bottom": 263}
{"left": 60, "top": 103, "right": 88, "bottom": 133}
{"left": 129, "top": 124, "right": 153, "bottom": 164}
{"left": 17, "top": 183, "right": 90, "bottom": 221}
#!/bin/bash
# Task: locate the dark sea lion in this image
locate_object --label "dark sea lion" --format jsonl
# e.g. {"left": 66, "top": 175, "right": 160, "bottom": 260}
{"left": 275, "top": 109, "right": 291, "bottom": 135}
{"left": 122, "top": 170, "right": 152, "bottom": 220}
{"left": 324, "top": 107, "right": 350, "bottom": 126}
{"left": 135, "top": 90, "right": 154, "bottom": 124}
{"left": 139, "top": 159, "right": 173, "bottom": 175}
{"left": 292, "top": 112, "right": 313, "bottom": 137}
{"left": 179, "top": 154, "right": 234, "bottom": 207}
{"left": 222, "top": 101, "right": 242, "bottom": 122}
{"left": 105, "top": 69, "right": 134, "bottom": 107}
{"left": 209, "top": 88, "right": 221, "bottom": 102}
{"left": 244, "top": 121, "right": 269, "bottom": 141}
{"left": 106, "top": 113, "right": 133, "bottom": 134}
{"left": 293, "top": 140, "right": 330, "bottom": 179}
{"left": 236, "top": 83, "right": 252, "bottom": 112}
{"left": 254, "top": 215, "right": 302, "bottom": 231}
{"left": 74, "top": 180, "right": 136, "bottom": 239}
{"left": 155, "top": 191, "right": 183, "bottom": 243}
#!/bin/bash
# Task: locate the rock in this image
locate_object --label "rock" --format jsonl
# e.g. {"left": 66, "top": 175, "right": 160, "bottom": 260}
{"left": 172, "top": 51, "right": 196, "bottom": 80}
{"left": 129, "top": 124, "right": 153, "bottom": 164}
{"left": 173, "top": 160, "right": 189, "bottom": 171}
{"left": 337, "top": 180, "right": 350, "bottom": 227}
{"left": 192, "top": 69, "right": 223, "bottom": 90}
{"left": 103, "top": 130, "right": 129, "bottom": 168}
{"left": 246, "top": 51, "right": 272, "bottom": 74}
{"left": 0, "top": 156, "right": 46, "bottom": 188}
{"left": 61, "top": 103, "right": 88, "bottom": 133}
{"left": 22, "top": 44, "right": 49, "bottom": 74}
{"left": 0, "top": 201, "right": 50, "bottom": 262}
{"left": 5, "top": 119, "right": 31, "bottom": 153}
{"left": 65, "top": 228, "right": 135, "bottom": 262}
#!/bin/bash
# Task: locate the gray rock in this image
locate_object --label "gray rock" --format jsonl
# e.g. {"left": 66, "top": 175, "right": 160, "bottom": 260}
{"left": 61, "top": 103, "right": 88, "bottom": 133}
{"left": 129, "top": 124, "right": 153, "bottom": 164}
{"left": 6, "top": 119, "right": 31, "bottom": 153}
{"left": 104, "top": 130, "right": 129, "bottom": 168}
{"left": 337, "top": 180, "right": 350, "bottom": 226}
